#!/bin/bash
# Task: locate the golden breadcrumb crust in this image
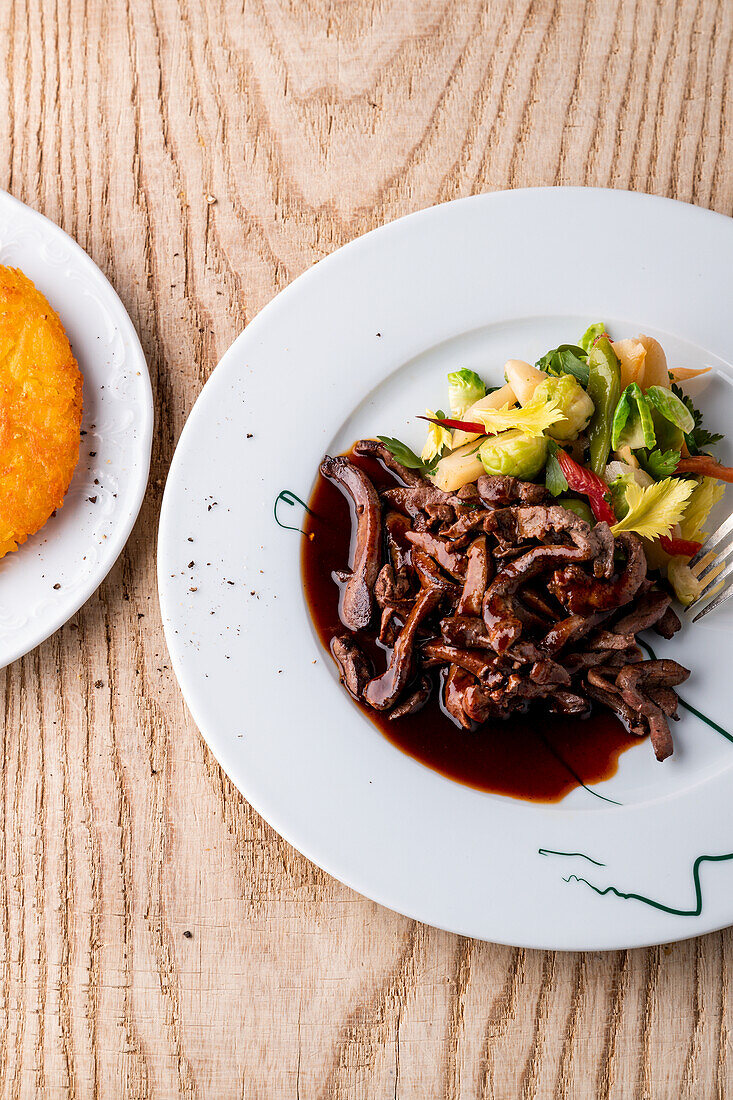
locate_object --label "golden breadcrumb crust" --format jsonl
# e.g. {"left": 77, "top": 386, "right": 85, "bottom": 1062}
{"left": 0, "top": 266, "right": 83, "bottom": 558}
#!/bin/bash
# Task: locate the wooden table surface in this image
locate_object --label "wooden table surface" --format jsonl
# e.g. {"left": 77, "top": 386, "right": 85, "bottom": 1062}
{"left": 2, "top": 1, "right": 733, "bottom": 1096}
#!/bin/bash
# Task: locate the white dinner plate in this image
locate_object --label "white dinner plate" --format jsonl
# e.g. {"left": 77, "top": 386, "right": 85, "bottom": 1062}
{"left": 0, "top": 192, "right": 153, "bottom": 667}
{"left": 158, "top": 188, "right": 733, "bottom": 950}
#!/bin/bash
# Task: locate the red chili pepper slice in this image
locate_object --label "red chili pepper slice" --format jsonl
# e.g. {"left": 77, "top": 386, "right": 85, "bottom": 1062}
{"left": 418, "top": 414, "right": 488, "bottom": 435}
{"left": 556, "top": 450, "right": 617, "bottom": 525}
{"left": 659, "top": 535, "right": 702, "bottom": 558}
{"left": 675, "top": 455, "right": 733, "bottom": 483}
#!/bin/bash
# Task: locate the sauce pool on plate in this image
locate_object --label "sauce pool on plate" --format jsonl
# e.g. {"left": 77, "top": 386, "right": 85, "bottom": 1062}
{"left": 301, "top": 450, "right": 638, "bottom": 803}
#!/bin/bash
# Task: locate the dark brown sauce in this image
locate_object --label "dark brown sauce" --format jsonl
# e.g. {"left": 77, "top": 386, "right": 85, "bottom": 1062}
{"left": 301, "top": 451, "right": 638, "bottom": 803}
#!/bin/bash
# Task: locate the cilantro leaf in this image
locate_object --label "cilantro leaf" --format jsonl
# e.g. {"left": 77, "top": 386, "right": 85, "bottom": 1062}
{"left": 376, "top": 435, "right": 440, "bottom": 475}
{"left": 691, "top": 428, "right": 724, "bottom": 454}
{"left": 544, "top": 438, "right": 568, "bottom": 496}
{"left": 545, "top": 451, "right": 569, "bottom": 496}
{"left": 638, "top": 447, "right": 681, "bottom": 481}
{"left": 671, "top": 383, "right": 724, "bottom": 456}
{"left": 536, "top": 344, "right": 590, "bottom": 387}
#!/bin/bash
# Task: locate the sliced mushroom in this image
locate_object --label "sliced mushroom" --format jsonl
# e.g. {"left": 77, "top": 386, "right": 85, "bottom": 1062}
{"left": 321, "top": 455, "right": 382, "bottom": 631}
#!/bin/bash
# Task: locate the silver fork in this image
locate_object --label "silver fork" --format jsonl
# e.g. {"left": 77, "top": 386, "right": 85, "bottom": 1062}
{"left": 685, "top": 511, "right": 733, "bottom": 622}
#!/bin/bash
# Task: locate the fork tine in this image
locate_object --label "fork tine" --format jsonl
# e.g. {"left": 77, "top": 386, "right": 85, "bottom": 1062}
{"left": 688, "top": 510, "right": 733, "bottom": 569}
{"left": 694, "top": 556, "right": 729, "bottom": 591}
{"left": 691, "top": 549, "right": 718, "bottom": 580}
{"left": 694, "top": 544, "right": 733, "bottom": 584}
{"left": 691, "top": 582, "right": 733, "bottom": 623}
{"left": 686, "top": 555, "right": 733, "bottom": 614}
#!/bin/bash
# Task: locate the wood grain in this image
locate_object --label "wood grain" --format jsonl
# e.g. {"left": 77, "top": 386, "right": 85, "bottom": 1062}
{"left": 2, "top": 0, "right": 733, "bottom": 1095}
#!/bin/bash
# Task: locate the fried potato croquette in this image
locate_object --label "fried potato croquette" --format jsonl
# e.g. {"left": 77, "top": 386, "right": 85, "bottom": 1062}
{"left": 0, "top": 267, "right": 83, "bottom": 558}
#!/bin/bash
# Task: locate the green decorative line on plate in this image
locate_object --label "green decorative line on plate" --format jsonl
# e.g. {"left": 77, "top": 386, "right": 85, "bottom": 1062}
{"left": 638, "top": 638, "right": 733, "bottom": 744}
{"left": 540, "top": 637, "right": 733, "bottom": 917}
{"left": 537, "top": 731, "right": 622, "bottom": 806}
{"left": 273, "top": 490, "right": 312, "bottom": 536}
{"left": 540, "top": 848, "right": 733, "bottom": 917}
{"left": 677, "top": 699, "right": 733, "bottom": 743}
{"left": 539, "top": 849, "right": 606, "bottom": 868}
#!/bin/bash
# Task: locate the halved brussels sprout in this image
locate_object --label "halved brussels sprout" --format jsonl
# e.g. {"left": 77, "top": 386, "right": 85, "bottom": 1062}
{"left": 534, "top": 375, "right": 594, "bottom": 441}
{"left": 447, "top": 369, "right": 486, "bottom": 419}
{"left": 645, "top": 385, "right": 695, "bottom": 434}
{"left": 557, "top": 496, "right": 595, "bottom": 525}
{"left": 479, "top": 429, "right": 547, "bottom": 480}
{"left": 611, "top": 383, "right": 656, "bottom": 450}
{"left": 650, "top": 409, "right": 684, "bottom": 454}
{"left": 579, "top": 322, "right": 605, "bottom": 353}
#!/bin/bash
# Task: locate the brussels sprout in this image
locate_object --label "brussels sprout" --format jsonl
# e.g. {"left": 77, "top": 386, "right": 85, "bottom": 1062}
{"left": 557, "top": 497, "right": 595, "bottom": 525}
{"left": 579, "top": 322, "right": 605, "bottom": 353}
{"left": 534, "top": 375, "right": 594, "bottom": 441}
{"left": 479, "top": 430, "right": 547, "bottom": 480}
{"left": 447, "top": 369, "right": 486, "bottom": 419}
{"left": 651, "top": 408, "right": 684, "bottom": 454}
{"left": 646, "top": 385, "right": 696, "bottom": 434}
{"left": 611, "top": 383, "right": 656, "bottom": 450}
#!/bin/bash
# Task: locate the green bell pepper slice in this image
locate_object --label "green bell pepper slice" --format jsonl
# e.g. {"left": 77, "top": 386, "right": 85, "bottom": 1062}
{"left": 587, "top": 336, "right": 621, "bottom": 475}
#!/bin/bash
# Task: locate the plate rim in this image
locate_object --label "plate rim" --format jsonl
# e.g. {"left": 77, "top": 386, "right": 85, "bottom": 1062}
{"left": 158, "top": 187, "right": 733, "bottom": 949}
{"left": 0, "top": 190, "right": 154, "bottom": 667}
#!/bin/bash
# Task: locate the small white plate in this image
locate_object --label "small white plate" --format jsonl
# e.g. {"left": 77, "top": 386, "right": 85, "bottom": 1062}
{"left": 0, "top": 192, "right": 152, "bottom": 666}
{"left": 159, "top": 188, "right": 733, "bottom": 949}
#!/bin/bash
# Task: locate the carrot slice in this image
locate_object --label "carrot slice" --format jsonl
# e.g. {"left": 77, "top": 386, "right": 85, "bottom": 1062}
{"left": 668, "top": 367, "right": 712, "bottom": 381}
{"left": 675, "top": 455, "right": 733, "bottom": 482}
